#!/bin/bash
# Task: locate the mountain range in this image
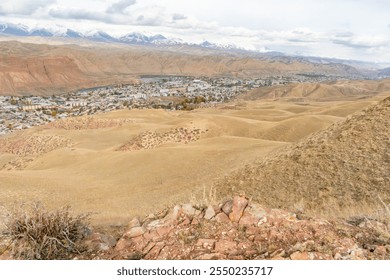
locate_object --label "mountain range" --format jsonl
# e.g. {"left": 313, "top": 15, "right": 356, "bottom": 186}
{"left": 0, "top": 22, "right": 232, "bottom": 50}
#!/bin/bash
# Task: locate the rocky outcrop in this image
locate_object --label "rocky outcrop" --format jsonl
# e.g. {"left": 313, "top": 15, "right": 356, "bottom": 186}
{"left": 0, "top": 134, "right": 72, "bottom": 170}
{"left": 118, "top": 127, "right": 207, "bottom": 151}
{"left": 45, "top": 116, "right": 134, "bottom": 130}
{"left": 77, "top": 196, "right": 390, "bottom": 260}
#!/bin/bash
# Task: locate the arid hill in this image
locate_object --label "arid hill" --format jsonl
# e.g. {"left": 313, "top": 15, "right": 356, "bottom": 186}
{"left": 0, "top": 40, "right": 370, "bottom": 96}
{"left": 215, "top": 96, "right": 390, "bottom": 218}
{"left": 241, "top": 79, "right": 390, "bottom": 102}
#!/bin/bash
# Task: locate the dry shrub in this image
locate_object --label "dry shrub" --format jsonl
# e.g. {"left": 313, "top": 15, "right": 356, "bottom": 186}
{"left": 1, "top": 203, "right": 90, "bottom": 259}
{"left": 375, "top": 196, "right": 390, "bottom": 231}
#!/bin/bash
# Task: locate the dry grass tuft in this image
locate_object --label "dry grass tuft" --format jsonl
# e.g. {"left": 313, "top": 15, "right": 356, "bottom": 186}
{"left": 1, "top": 203, "right": 90, "bottom": 260}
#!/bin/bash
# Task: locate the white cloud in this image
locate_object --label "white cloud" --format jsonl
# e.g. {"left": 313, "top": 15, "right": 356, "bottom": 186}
{"left": 0, "top": 0, "right": 389, "bottom": 62}
{"left": 106, "top": 0, "right": 136, "bottom": 14}
{"left": 0, "top": 0, "right": 56, "bottom": 15}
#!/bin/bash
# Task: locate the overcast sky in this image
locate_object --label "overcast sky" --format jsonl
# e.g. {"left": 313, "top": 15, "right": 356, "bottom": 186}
{"left": 1, "top": 0, "right": 389, "bottom": 62}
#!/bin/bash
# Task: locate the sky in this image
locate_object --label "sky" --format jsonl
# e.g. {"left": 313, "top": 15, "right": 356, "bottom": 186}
{"left": 0, "top": 0, "right": 390, "bottom": 62}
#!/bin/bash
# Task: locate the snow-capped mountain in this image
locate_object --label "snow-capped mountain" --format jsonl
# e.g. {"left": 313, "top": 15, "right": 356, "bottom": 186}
{"left": 63, "top": 29, "right": 84, "bottom": 39}
{"left": 85, "top": 31, "right": 118, "bottom": 43}
{"left": 119, "top": 32, "right": 151, "bottom": 44}
{"left": 29, "top": 28, "right": 54, "bottom": 37}
{"left": 0, "top": 22, "right": 29, "bottom": 36}
{"left": 0, "top": 22, "right": 237, "bottom": 49}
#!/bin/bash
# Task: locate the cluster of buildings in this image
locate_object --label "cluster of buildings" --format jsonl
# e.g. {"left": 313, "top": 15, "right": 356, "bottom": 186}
{"left": 0, "top": 77, "right": 245, "bottom": 135}
{"left": 0, "top": 75, "right": 324, "bottom": 135}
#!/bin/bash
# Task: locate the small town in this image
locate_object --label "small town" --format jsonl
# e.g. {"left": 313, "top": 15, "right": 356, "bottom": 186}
{"left": 0, "top": 76, "right": 301, "bottom": 135}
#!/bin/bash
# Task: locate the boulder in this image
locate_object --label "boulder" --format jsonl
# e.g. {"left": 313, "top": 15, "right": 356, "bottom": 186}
{"left": 214, "top": 212, "right": 231, "bottom": 223}
{"left": 229, "top": 196, "right": 248, "bottom": 222}
{"left": 124, "top": 226, "right": 146, "bottom": 238}
{"left": 222, "top": 200, "right": 233, "bottom": 215}
{"left": 215, "top": 240, "right": 237, "bottom": 254}
{"left": 204, "top": 205, "right": 216, "bottom": 220}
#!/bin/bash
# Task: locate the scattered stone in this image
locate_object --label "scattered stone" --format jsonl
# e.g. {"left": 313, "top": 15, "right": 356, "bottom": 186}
{"left": 0, "top": 250, "right": 12, "bottom": 260}
{"left": 239, "top": 211, "right": 260, "bottom": 226}
{"left": 214, "top": 212, "right": 231, "bottom": 223}
{"left": 172, "top": 205, "right": 182, "bottom": 220}
{"left": 84, "top": 233, "right": 116, "bottom": 251}
{"left": 222, "top": 200, "right": 233, "bottom": 215}
{"left": 229, "top": 196, "right": 248, "bottom": 222}
{"left": 127, "top": 217, "right": 141, "bottom": 230}
{"left": 124, "top": 226, "right": 146, "bottom": 238}
{"left": 215, "top": 240, "right": 237, "bottom": 254}
{"left": 204, "top": 205, "right": 216, "bottom": 220}
{"left": 181, "top": 204, "right": 196, "bottom": 216}
{"left": 290, "top": 251, "right": 310, "bottom": 260}
{"left": 195, "top": 239, "right": 216, "bottom": 250}
{"left": 197, "top": 253, "right": 226, "bottom": 260}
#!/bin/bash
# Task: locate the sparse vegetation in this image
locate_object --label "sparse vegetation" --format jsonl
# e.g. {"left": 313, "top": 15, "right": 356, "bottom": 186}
{"left": 1, "top": 203, "right": 90, "bottom": 260}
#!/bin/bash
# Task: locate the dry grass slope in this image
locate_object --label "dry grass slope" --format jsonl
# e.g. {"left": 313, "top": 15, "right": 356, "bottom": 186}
{"left": 215, "top": 96, "right": 390, "bottom": 218}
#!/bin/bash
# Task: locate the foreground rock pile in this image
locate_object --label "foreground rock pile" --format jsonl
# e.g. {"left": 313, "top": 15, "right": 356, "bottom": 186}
{"left": 81, "top": 196, "right": 389, "bottom": 260}
{"left": 118, "top": 127, "right": 207, "bottom": 151}
{"left": 46, "top": 116, "right": 134, "bottom": 130}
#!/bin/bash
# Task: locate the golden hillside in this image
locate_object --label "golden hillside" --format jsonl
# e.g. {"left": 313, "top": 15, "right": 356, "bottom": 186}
{"left": 215, "top": 95, "right": 390, "bottom": 217}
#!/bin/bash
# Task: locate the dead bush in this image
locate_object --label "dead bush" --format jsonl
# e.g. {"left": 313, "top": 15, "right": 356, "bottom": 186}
{"left": 1, "top": 203, "right": 90, "bottom": 260}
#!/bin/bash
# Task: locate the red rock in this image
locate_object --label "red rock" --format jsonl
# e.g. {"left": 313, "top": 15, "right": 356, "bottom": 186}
{"left": 171, "top": 205, "right": 182, "bottom": 220}
{"left": 0, "top": 250, "right": 12, "bottom": 260}
{"left": 239, "top": 211, "right": 260, "bottom": 226}
{"left": 197, "top": 253, "right": 226, "bottom": 260}
{"left": 180, "top": 216, "right": 192, "bottom": 225}
{"left": 290, "top": 251, "right": 310, "bottom": 260}
{"left": 222, "top": 200, "right": 233, "bottom": 215}
{"left": 312, "top": 252, "right": 333, "bottom": 260}
{"left": 156, "top": 226, "right": 173, "bottom": 237}
{"left": 374, "top": 246, "right": 387, "bottom": 256}
{"left": 230, "top": 255, "right": 245, "bottom": 260}
{"left": 333, "top": 253, "right": 343, "bottom": 260}
{"left": 143, "top": 230, "right": 161, "bottom": 242}
{"left": 246, "top": 226, "right": 258, "bottom": 235}
{"left": 131, "top": 236, "right": 148, "bottom": 252}
{"left": 84, "top": 233, "right": 116, "bottom": 251}
{"left": 215, "top": 240, "right": 237, "bottom": 254}
{"left": 157, "top": 245, "right": 172, "bottom": 259}
{"left": 247, "top": 205, "right": 266, "bottom": 219}
{"left": 350, "top": 248, "right": 366, "bottom": 260}
{"left": 182, "top": 204, "right": 196, "bottom": 216}
{"left": 126, "top": 217, "right": 141, "bottom": 230}
{"left": 144, "top": 219, "right": 165, "bottom": 229}
{"left": 271, "top": 256, "right": 287, "bottom": 260}
{"left": 270, "top": 249, "right": 285, "bottom": 258}
{"left": 214, "top": 212, "right": 231, "bottom": 223}
{"left": 195, "top": 239, "right": 216, "bottom": 250}
{"left": 124, "top": 226, "right": 146, "bottom": 238}
{"left": 144, "top": 242, "right": 165, "bottom": 260}
{"left": 191, "top": 218, "right": 200, "bottom": 225}
{"left": 333, "top": 246, "right": 350, "bottom": 257}
{"left": 244, "top": 249, "right": 258, "bottom": 258}
{"left": 115, "top": 237, "right": 132, "bottom": 251}
{"left": 143, "top": 242, "right": 156, "bottom": 255}
{"left": 229, "top": 196, "right": 248, "bottom": 222}
{"left": 237, "top": 241, "right": 253, "bottom": 250}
